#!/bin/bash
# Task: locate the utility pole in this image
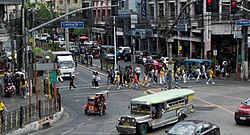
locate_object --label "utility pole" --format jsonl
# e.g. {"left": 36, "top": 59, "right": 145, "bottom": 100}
{"left": 64, "top": 0, "right": 69, "bottom": 51}
{"left": 113, "top": 16, "right": 117, "bottom": 70}
{"left": 10, "top": 12, "right": 15, "bottom": 73}
{"left": 50, "top": 0, "right": 54, "bottom": 46}
{"left": 240, "top": 0, "right": 249, "bottom": 81}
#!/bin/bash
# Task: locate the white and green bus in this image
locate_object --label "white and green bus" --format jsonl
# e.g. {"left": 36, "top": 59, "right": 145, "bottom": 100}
{"left": 116, "top": 89, "right": 195, "bottom": 135}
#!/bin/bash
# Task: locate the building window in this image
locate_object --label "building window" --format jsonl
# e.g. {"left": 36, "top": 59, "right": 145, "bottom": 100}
{"left": 159, "top": 3, "right": 164, "bottom": 17}
{"left": 170, "top": 3, "right": 175, "bottom": 20}
{"left": 74, "top": 0, "right": 77, "bottom": 3}
{"left": 149, "top": 5, "right": 154, "bottom": 18}
{"left": 67, "top": 0, "right": 70, "bottom": 4}
{"left": 59, "top": 0, "right": 63, "bottom": 4}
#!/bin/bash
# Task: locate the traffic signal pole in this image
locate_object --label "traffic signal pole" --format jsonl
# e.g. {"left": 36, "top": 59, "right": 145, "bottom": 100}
{"left": 166, "top": 0, "right": 197, "bottom": 89}
{"left": 28, "top": 5, "right": 117, "bottom": 33}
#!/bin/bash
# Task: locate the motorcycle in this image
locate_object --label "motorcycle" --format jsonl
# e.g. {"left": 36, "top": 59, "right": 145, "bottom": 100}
{"left": 4, "top": 82, "right": 15, "bottom": 97}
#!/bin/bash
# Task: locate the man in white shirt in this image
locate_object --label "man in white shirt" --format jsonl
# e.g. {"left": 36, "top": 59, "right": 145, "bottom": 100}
{"left": 196, "top": 67, "right": 201, "bottom": 83}
{"left": 135, "top": 65, "right": 141, "bottom": 81}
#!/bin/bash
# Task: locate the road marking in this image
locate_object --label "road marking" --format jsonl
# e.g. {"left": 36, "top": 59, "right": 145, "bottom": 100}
{"left": 78, "top": 123, "right": 85, "bottom": 127}
{"left": 78, "top": 64, "right": 107, "bottom": 77}
{"left": 63, "top": 89, "right": 136, "bottom": 96}
{"left": 196, "top": 91, "right": 245, "bottom": 100}
{"left": 195, "top": 97, "right": 234, "bottom": 115}
{"left": 75, "top": 75, "right": 89, "bottom": 82}
{"left": 60, "top": 128, "right": 74, "bottom": 135}
{"left": 57, "top": 83, "right": 106, "bottom": 88}
{"left": 88, "top": 118, "right": 92, "bottom": 121}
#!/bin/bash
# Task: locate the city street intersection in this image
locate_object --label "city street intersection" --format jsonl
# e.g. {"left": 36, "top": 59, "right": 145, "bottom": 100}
{"left": 31, "top": 61, "right": 250, "bottom": 135}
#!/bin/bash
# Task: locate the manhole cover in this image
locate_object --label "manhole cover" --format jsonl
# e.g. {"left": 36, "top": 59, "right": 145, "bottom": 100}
{"left": 194, "top": 106, "right": 217, "bottom": 111}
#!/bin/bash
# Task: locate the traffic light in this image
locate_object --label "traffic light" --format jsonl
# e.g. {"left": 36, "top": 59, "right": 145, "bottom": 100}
{"left": 195, "top": 0, "right": 202, "bottom": 14}
{"left": 231, "top": 0, "right": 237, "bottom": 14}
{"left": 206, "top": 0, "right": 212, "bottom": 12}
{"left": 206, "top": 0, "right": 219, "bottom": 12}
{"left": 211, "top": 0, "right": 219, "bottom": 13}
{"left": 111, "top": 0, "right": 118, "bottom": 16}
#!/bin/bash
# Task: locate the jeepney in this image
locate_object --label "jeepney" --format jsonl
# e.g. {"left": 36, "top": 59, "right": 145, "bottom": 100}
{"left": 116, "top": 89, "right": 195, "bottom": 135}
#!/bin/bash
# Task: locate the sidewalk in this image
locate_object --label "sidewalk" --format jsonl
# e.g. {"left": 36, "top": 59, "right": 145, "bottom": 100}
{"left": 0, "top": 82, "right": 46, "bottom": 112}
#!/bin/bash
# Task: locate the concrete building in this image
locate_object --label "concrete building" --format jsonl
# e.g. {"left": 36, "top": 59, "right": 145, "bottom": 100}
{"left": 0, "top": 1, "right": 21, "bottom": 56}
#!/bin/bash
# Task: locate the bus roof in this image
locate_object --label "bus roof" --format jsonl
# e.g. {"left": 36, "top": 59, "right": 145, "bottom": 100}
{"left": 52, "top": 51, "right": 72, "bottom": 56}
{"left": 130, "top": 89, "right": 195, "bottom": 105}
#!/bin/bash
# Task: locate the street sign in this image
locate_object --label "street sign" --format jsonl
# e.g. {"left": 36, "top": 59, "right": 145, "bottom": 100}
{"left": 213, "top": 50, "right": 217, "bottom": 56}
{"left": 61, "top": 22, "right": 84, "bottom": 28}
{"left": 236, "top": 20, "right": 250, "bottom": 26}
{"left": 50, "top": 71, "right": 57, "bottom": 84}
{"left": 178, "top": 45, "right": 183, "bottom": 51}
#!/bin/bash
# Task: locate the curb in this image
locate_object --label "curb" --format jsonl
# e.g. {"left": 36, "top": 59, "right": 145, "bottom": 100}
{"left": 7, "top": 107, "right": 64, "bottom": 135}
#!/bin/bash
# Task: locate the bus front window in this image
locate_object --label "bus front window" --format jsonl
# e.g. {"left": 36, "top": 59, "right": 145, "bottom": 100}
{"left": 131, "top": 104, "right": 150, "bottom": 115}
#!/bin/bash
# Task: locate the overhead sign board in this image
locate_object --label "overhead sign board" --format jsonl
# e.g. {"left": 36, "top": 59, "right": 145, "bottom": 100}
{"left": 34, "top": 63, "right": 57, "bottom": 71}
{"left": 61, "top": 22, "right": 84, "bottom": 28}
{"left": 236, "top": 20, "right": 250, "bottom": 26}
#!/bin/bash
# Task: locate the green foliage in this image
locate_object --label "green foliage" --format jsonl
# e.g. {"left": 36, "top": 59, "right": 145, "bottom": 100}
{"left": 73, "top": 27, "right": 90, "bottom": 36}
{"left": 48, "top": 41, "right": 60, "bottom": 51}
{"left": 33, "top": 47, "right": 55, "bottom": 59}
{"left": 25, "top": 2, "right": 59, "bottom": 20}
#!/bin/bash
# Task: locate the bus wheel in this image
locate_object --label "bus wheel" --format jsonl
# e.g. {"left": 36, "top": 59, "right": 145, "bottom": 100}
{"left": 178, "top": 114, "right": 185, "bottom": 121}
{"left": 137, "top": 124, "right": 147, "bottom": 135}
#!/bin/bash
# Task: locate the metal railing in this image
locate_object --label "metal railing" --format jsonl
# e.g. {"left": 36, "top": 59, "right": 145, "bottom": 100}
{"left": 0, "top": 94, "right": 61, "bottom": 134}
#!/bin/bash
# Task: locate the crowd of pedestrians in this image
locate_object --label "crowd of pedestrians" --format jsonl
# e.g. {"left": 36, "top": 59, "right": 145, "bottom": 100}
{"left": 101, "top": 58, "right": 232, "bottom": 90}
{"left": 2, "top": 70, "right": 28, "bottom": 98}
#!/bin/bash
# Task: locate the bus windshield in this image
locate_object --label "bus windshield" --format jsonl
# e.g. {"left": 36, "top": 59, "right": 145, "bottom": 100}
{"left": 131, "top": 104, "right": 150, "bottom": 115}
{"left": 59, "top": 61, "right": 74, "bottom": 69}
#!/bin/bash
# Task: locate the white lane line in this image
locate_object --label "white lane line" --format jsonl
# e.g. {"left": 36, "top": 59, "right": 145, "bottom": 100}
{"left": 64, "top": 89, "right": 134, "bottom": 96}
{"left": 57, "top": 83, "right": 106, "bottom": 88}
{"left": 78, "top": 122, "right": 85, "bottom": 127}
{"left": 75, "top": 75, "right": 89, "bottom": 83}
{"left": 60, "top": 128, "right": 74, "bottom": 135}
{"left": 88, "top": 118, "right": 92, "bottom": 121}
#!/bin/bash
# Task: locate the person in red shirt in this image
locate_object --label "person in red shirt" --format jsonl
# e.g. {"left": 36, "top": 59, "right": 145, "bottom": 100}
{"left": 130, "top": 73, "right": 140, "bottom": 89}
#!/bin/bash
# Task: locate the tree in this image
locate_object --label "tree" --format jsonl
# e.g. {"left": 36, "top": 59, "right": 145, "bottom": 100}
{"left": 72, "top": 27, "right": 90, "bottom": 36}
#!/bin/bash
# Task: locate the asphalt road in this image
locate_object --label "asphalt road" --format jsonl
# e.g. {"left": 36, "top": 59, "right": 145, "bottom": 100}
{"left": 31, "top": 63, "right": 250, "bottom": 135}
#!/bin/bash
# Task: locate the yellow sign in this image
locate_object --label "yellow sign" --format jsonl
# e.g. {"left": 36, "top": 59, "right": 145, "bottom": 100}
{"left": 29, "top": 38, "right": 34, "bottom": 43}
{"left": 178, "top": 45, "right": 182, "bottom": 51}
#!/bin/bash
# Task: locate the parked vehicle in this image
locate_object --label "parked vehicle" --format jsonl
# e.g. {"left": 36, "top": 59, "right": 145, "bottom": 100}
{"left": 40, "top": 33, "right": 50, "bottom": 42}
{"left": 116, "top": 89, "right": 195, "bottom": 135}
{"left": 118, "top": 46, "right": 131, "bottom": 61}
{"left": 4, "top": 82, "right": 15, "bottom": 97}
{"left": 165, "top": 120, "right": 220, "bottom": 135}
{"left": 84, "top": 90, "right": 108, "bottom": 116}
{"left": 234, "top": 98, "right": 250, "bottom": 124}
{"left": 144, "top": 59, "right": 166, "bottom": 71}
{"left": 142, "top": 55, "right": 160, "bottom": 64}
{"left": 160, "top": 57, "right": 169, "bottom": 65}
